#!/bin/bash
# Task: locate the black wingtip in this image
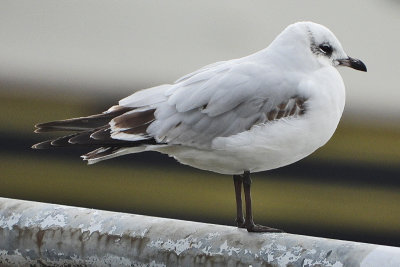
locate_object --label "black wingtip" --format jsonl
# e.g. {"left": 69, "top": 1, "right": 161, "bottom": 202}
{"left": 31, "top": 140, "right": 53, "bottom": 149}
{"left": 34, "top": 127, "right": 52, "bottom": 133}
{"left": 34, "top": 121, "right": 63, "bottom": 133}
{"left": 90, "top": 128, "right": 112, "bottom": 140}
{"left": 34, "top": 121, "right": 58, "bottom": 129}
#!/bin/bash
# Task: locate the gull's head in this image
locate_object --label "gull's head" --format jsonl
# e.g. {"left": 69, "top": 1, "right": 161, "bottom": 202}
{"left": 275, "top": 21, "right": 367, "bottom": 72}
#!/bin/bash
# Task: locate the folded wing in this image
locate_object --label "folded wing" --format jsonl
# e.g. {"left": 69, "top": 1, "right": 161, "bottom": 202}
{"left": 33, "top": 60, "right": 307, "bottom": 163}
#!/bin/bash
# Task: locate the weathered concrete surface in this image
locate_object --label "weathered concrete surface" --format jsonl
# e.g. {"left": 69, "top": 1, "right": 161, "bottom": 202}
{"left": 0, "top": 197, "right": 399, "bottom": 266}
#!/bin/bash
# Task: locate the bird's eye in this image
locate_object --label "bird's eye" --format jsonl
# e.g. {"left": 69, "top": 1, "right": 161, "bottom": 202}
{"left": 319, "top": 44, "right": 333, "bottom": 56}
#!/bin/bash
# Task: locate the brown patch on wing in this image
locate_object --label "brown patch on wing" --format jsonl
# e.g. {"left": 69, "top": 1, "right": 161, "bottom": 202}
{"left": 277, "top": 101, "right": 288, "bottom": 110}
{"left": 266, "top": 96, "right": 307, "bottom": 122}
{"left": 289, "top": 103, "right": 298, "bottom": 116}
{"left": 121, "top": 123, "right": 152, "bottom": 135}
{"left": 296, "top": 98, "right": 306, "bottom": 115}
{"left": 267, "top": 109, "right": 277, "bottom": 121}
{"left": 112, "top": 109, "right": 155, "bottom": 129}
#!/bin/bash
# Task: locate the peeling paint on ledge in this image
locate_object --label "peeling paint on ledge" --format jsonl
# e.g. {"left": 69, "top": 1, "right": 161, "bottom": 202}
{"left": 0, "top": 197, "right": 399, "bottom": 266}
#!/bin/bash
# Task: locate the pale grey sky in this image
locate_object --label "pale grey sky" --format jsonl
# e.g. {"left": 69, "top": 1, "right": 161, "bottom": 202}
{"left": 0, "top": 0, "right": 399, "bottom": 122}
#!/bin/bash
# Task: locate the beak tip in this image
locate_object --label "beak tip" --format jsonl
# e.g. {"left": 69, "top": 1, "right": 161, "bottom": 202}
{"left": 339, "top": 57, "right": 367, "bottom": 72}
{"left": 349, "top": 57, "right": 367, "bottom": 72}
{"left": 357, "top": 61, "right": 367, "bottom": 72}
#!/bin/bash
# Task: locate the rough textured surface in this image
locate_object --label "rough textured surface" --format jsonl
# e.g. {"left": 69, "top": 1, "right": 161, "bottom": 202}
{"left": 0, "top": 197, "right": 399, "bottom": 266}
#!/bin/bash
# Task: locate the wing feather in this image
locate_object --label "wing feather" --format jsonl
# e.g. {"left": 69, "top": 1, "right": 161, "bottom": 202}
{"left": 34, "top": 106, "right": 133, "bottom": 133}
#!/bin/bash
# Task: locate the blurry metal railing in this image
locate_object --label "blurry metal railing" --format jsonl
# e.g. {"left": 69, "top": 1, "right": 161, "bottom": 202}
{"left": 0, "top": 197, "right": 399, "bottom": 266}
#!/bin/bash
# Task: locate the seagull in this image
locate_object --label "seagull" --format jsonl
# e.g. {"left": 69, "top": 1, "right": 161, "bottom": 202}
{"left": 33, "top": 21, "right": 366, "bottom": 232}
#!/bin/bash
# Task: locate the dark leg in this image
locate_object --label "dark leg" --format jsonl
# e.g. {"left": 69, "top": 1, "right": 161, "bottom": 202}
{"left": 242, "top": 171, "right": 284, "bottom": 233}
{"left": 233, "top": 175, "right": 245, "bottom": 228}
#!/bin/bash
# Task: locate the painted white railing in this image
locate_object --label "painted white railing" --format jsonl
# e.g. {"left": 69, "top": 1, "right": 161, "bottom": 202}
{"left": 0, "top": 197, "right": 399, "bottom": 266}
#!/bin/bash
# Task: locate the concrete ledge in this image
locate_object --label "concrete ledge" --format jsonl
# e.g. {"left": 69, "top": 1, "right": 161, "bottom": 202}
{"left": 0, "top": 197, "right": 399, "bottom": 266}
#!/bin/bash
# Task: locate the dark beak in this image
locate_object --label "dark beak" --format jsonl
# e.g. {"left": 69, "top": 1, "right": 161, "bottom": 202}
{"left": 338, "top": 57, "right": 367, "bottom": 72}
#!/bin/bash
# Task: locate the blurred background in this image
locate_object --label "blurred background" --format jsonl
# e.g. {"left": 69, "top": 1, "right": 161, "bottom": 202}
{"left": 1, "top": 0, "right": 399, "bottom": 246}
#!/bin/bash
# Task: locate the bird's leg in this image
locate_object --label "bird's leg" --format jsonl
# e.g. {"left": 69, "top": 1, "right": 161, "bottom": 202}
{"left": 242, "top": 171, "right": 284, "bottom": 233}
{"left": 233, "top": 174, "right": 245, "bottom": 228}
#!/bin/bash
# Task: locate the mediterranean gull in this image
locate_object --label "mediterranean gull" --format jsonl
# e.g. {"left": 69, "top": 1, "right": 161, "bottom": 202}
{"left": 33, "top": 21, "right": 367, "bottom": 232}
